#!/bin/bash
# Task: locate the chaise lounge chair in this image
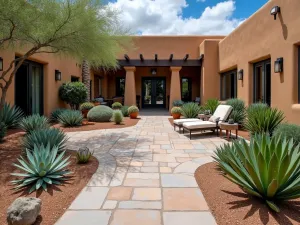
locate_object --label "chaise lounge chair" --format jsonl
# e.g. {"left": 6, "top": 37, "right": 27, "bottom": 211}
{"left": 173, "top": 118, "right": 200, "bottom": 133}
{"left": 182, "top": 105, "right": 233, "bottom": 139}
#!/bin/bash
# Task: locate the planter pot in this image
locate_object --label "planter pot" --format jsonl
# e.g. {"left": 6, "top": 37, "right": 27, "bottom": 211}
{"left": 82, "top": 109, "right": 89, "bottom": 118}
{"left": 130, "top": 112, "right": 138, "bottom": 119}
{"left": 172, "top": 113, "right": 181, "bottom": 119}
{"left": 93, "top": 102, "right": 100, "bottom": 106}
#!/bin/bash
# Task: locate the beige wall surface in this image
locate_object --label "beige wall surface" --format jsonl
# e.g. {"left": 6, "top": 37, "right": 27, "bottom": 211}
{"left": 219, "top": 0, "right": 300, "bottom": 123}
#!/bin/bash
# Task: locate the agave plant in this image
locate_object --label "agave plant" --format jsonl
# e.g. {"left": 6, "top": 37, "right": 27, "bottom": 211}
{"left": 21, "top": 128, "right": 68, "bottom": 152}
{"left": 58, "top": 110, "right": 83, "bottom": 127}
{"left": 226, "top": 99, "right": 246, "bottom": 125}
{"left": 50, "top": 108, "right": 66, "bottom": 122}
{"left": 214, "top": 134, "right": 300, "bottom": 212}
{"left": 0, "top": 122, "right": 7, "bottom": 142}
{"left": 76, "top": 147, "right": 94, "bottom": 164}
{"left": 0, "top": 103, "right": 24, "bottom": 128}
{"left": 19, "top": 114, "right": 50, "bottom": 133}
{"left": 181, "top": 102, "right": 201, "bottom": 118}
{"left": 11, "top": 144, "right": 71, "bottom": 193}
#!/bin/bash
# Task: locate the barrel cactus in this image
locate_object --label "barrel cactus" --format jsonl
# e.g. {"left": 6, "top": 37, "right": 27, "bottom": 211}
{"left": 87, "top": 105, "right": 113, "bottom": 122}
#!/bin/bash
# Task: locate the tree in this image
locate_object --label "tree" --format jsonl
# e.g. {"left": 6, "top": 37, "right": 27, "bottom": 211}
{"left": 59, "top": 82, "right": 87, "bottom": 110}
{"left": 0, "top": 0, "right": 131, "bottom": 108}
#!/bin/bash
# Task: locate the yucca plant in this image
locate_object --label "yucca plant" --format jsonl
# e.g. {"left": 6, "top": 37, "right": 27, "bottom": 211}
{"left": 50, "top": 108, "right": 66, "bottom": 123}
{"left": 204, "top": 99, "right": 220, "bottom": 114}
{"left": 181, "top": 102, "right": 201, "bottom": 118}
{"left": 11, "top": 144, "right": 71, "bottom": 193}
{"left": 0, "top": 103, "right": 24, "bottom": 128}
{"left": 76, "top": 147, "right": 94, "bottom": 164}
{"left": 226, "top": 98, "right": 246, "bottom": 124}
{"left": 112, "top": 110, "right": 123, "bottom": 124}
{"left": 19, "top": 114, "right": 50, "bottom": 133}
{"left": 21, "top": 128, "right": 68, "bottom": 152}
{"left": 214, "top": 134, "right": 300, "bottom": 212}
{"left": 58, "top": 110, "right": 83, "bottom": 127}
{"left": 0, "top": 122, "right": 7, "bottom": 142}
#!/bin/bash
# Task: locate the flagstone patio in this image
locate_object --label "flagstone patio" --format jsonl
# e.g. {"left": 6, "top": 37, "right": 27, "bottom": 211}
{"left": 55, "top": 115, "right": 228, "bottom": 225}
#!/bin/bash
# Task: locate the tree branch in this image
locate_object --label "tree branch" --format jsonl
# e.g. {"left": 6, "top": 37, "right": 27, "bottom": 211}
{"left": 0, "top": 19, "right": 16, "bottom": 46}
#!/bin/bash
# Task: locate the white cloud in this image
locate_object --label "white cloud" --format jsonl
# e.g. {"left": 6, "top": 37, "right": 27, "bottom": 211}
{"left": 197, "top": 0, "right": 206, "bottom": 2}
{"left": 106, "top": 0, "right": 244, "bottom": 35}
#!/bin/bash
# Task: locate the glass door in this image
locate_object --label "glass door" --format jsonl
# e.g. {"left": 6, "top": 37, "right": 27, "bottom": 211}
{"left": 142, "top": 78, "right": 166, "bottom": 108}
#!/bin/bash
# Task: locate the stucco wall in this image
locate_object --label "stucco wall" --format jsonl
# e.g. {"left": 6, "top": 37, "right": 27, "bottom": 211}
{"left": 219, "top": 0, "right": 300, "bottom": 124}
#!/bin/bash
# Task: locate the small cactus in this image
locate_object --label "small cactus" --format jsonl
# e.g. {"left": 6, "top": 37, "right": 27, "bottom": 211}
{"left": 112, "top": 110, "right": 123, "bottom": 124}
{"left": 76, "top": 147, "right": 93, "bottom": 164}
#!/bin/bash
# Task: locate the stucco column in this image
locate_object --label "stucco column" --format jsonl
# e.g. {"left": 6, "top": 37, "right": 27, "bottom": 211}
{"left": 169, "top": 67, "right": 182, "bottom": 110}
{"left": 124, "top": 66, "right": 136, "bottom": 106}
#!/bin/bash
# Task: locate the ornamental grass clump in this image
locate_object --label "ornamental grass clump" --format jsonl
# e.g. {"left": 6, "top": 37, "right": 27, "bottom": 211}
{"left": 225, "top": 98, "right": 246, "bottom": 124}
{"left": 0, "top": 103, "right": 24, "bottom": 129}
{"left": 204, "top": 99, "right": 220, "bottom": 114}
{"left": 181, "top": 102, "right": 201, "bottom": 118}
{"left": 214, "top": 134, "right": 300, "bottom": 212}
{"left": 19, "top": 114, "right": 50, "bottom": 133}
{"left": 0, "top": 122, "right": 7, "bottom": 142}
{"left": 274, "top": 123, "right": 300, "bottom": 145}
{"left": 112, "top": 110, "right": 123, "bottom": 124}
{"left": 112, "top": 102, "right": 123, "bottom": 110}
{"left": 11, "top": 144, "right": 71, "bottom": 193}
{"left": 58, "top": 110, "right": 83, "bottom": 127}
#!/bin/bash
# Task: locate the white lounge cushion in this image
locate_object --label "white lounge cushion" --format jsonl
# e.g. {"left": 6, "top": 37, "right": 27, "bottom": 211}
{"left": 209, "top": 115, "right": 220, "bottom": 123}
{"left": 183, "top": 121, "right": 217, "bottom": 129}
{"left": 173, "top": 118, "right": 200, "bottom": 125}
{"left": 213, "top": 105, "right": 233, "bottom": 121}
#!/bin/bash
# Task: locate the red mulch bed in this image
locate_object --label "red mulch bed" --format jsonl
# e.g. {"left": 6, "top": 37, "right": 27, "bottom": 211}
{"left": 195, "top": 162, "right": 300, "bottom": 225}
{"left": 0, "top": 132, "right": 98, "bottom": 225}
{"left": 53, "top": 117, "right": 140, "bottom": 132}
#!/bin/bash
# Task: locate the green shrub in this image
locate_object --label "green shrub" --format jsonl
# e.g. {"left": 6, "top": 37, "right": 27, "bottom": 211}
{"left": 181, "top": 103, "right": 201, "bottom": 118}
{"left": 58, "top": 110, "right": 83, "bottom": 127}
{"left": 77, "top": 147, "right": 94, "bottom": 164}
{"left": 21, "top": 128, "right": 68, "bottom": 152}
{"left": 87, "top": 105, "right": 113, "bottom": 122}
{"left": 112, "top": 102, "right": 123, "bottom": 110}
{"left": 0, "top": 103, "right": 24, "bottom": 128}
{"left": 59, "top": 82, "right": 87, "bottom": 109}
{"left": 244, "top": 105, "right": 284, "bottom": 136}
{"left": 50, "top": 108, "right": 67, "bottom": 122}
{"left": 11, "top": 144, "right": 71, "bottom": 193}
{"left": 225, "top": 99, "right": 246, "bottom": 124}
{"left": 171, "top": 107, "right": 183, "bottom": 114}
{"left": 128, "top": 105, "right": 139, "bottom": 114}
{"left": 173, "top": 100, "right": 184, "bottom": 107}
{"left": 0, "top": 123, "right": 7, "bottom": 142}
{"left": 19, "top": 114, "right": 50, "bottom": 133}
{"left": 214, "top": 134, "right": 300, "bottom": 212}
{"left": 112, "top": 110, "right": 123, "bottom": 124}
{"left": 247, "top": 103, "right": 269, "bottom": 114}
{"left": 274, "top": 123, "right": 300, "bottom": 145}
{"left": 121, "top": 106, "right": 129, "bottom": 117}
{"left": 80, "top": 102, "right": 94, "bottom": 110}
{"left": 204, "top": 99, "right": 220, "bottom": 114}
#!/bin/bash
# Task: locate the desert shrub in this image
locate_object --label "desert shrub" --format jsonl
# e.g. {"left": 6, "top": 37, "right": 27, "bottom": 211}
{"left": 214, "top": 134, "right": 300, "bottom": 212}
{"left": 121, "top": 106, "right": 129, "bottom": 117}
{"left": 274, "top": 123, "right": 300, "bottom": 145}
{"left": 59, "top": 82, "right": 87, "bottom": 109}
{"left": 128, "top": 105, "right": 139, "bottom": 114}
{"left": 21, "top": 128, "right": 68, "bottom": 152}
{"left": 225, "top": 98, "right": 246, "bottom": 124}
{"left": 76, "top": 147, "right": 94, "bottom": 164}
{"left": 50, "top": 108, "right": 67, "bottom": 122}
{"left": 112, "top": 102, "right": 122, "bottom": 110}
{"left": 181, "top": 102, "right": 201, "bottom": 118}
{"left": 0, "top": 103, "right": 24, "bottom": 128}
{"left": 171, "top": 107, "right": 183, "bottom": 114}
{"left": 87, "top": 105, "right": 113, "bottom": 122}
{"left": 11, "top": 144, "right": 71, "bottom": 193}
{"left": 173, "top": 100, "right": 184, "bottom": 107}
{"left": 19, "top": 114, "right": 50, "bottom": 133}
{"left": 244, "top": 105, "right": 284, "bottom": 136}
{"left": 112, "top": 110, "right": 123, "bottom": 124}
{"left": 80, "top": 102, "right": 94, "bottom": 110}
{"left": 0, "top": 123, "right": 7, "bottom": 142}
{"left": 58, "top": 110, "right": 83, "bottom": 127}
{"left": 247, "top": 103, "right": 269, "bottom": 114}
{"left": 203, "top": 99, "right": 220, "bottom": 114}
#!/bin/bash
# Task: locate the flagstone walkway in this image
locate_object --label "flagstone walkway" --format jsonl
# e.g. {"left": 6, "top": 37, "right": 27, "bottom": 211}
{"left": 56, "top": 115, "right": 228, "bottom": 225}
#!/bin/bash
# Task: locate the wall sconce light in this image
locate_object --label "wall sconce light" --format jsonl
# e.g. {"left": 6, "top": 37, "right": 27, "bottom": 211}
{"left": 238, "top": 69, "right": 243, "bottom": 80}
{"left": 55, "top": 70, "right": 62, "bottom": 81}
{"left": 274, "top": 57, "right": 283, "bottom": 73}
{"left": 270, "top": 6, "right": 280, "bottom": 20}
{"left": 0, "top": 57, "right": 3, "bottom": 71}
{"left": 151, "top": 68, "right": 157, "bottom": 75}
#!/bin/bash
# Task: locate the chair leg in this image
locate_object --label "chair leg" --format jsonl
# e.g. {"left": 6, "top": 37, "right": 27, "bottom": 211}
{"left": 190, "top": 130, "right": 192, "bottom": 140}
{"left": 182, "top": 128, "right": 184, "bottom": 134}
{"left": 174, "top": 124, "right": 175, "bottom": 131}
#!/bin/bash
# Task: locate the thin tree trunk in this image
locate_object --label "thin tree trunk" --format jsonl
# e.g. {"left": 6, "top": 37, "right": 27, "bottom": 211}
{"left": 82, "top": 59, "right": 90, "bottom": 102}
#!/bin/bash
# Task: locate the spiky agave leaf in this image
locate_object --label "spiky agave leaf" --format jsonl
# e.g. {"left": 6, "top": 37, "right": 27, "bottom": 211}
{"left": 214, "top": 134, "right": 300, "bottom": 212}
{"left": 11, "top": 143, "right": 71, "bottom": 193}
{"left": 0, "top": 103, "right": 24, "bottom": 128}
{"left": 181, "top": 102, "right": 201, "bottom": 118}
{"left": 19, "top": 114, "right": 50, "bottom": 133}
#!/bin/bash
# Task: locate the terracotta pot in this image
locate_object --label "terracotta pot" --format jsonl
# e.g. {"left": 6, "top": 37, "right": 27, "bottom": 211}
{"left": 172, "top": 113, "right": 181, "bottom": 119}
{"left": 93, "top": 102, "right": 100, "bottom": 106}
{"left": 82, "top": 109, "right": 89, "bottom": 118}
{"left": 130, "top": 112, "right": 138, "bottom": 119}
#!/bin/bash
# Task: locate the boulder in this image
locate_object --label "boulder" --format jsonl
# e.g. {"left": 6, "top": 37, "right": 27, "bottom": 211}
{"left": 7, "top": 197, "right": 41, "bottom": 225}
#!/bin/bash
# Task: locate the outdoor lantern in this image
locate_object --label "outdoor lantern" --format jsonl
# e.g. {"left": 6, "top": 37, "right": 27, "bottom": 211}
{"left": 274, "top": 57, "right": 283, "bottom": 73}
{"left": 0, "top": 57, "right": 3, "bottom": 71}
{"left": 55, "top": 70, "right": 62, "bottom": 81}
{"left": 238, "top": 69, "right": 243, "bottom": 81}
{"left": 270, "top": 6, "right": 280, "bottom": 20}
{"left": 151, "top": 68, "right": 157, "bottom": 75}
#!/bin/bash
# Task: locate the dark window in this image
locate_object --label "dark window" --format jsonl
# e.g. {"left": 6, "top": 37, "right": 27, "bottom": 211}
{"left": 220, "top": 70, "right": 237, "bottom": 100}
{"left": 116, "top": 77, "right": 125, "bottom": 96}
{"left": 298, "top": 47, "right": 300, "bottom": 103}
{"left": 90, "top": 80, "right": 92, "bottom": 100}
{"left": 253, "top": 59, "right": 271, "bottom": 105}
{"left": 71, "top": 76, "right": 79, "bottom": 82}
{"left": 181, "top": 78, "right": 192, "bottom": 102}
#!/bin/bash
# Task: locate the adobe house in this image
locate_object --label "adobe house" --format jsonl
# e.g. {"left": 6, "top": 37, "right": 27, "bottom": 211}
{"left": 1, "top": 0, "right": 300, "bottom": 124}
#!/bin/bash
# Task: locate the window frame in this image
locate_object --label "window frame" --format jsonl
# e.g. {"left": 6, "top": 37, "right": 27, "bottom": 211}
{"left": 116, "top": 77, "right": 125, "bottom": 97}
{"left": 253, "top": 59, "right": 271, "bottom": 105}
{"left": 181, "top": 77, "right": 192, "bottom": 102}
{"left": 71, "top": 76, "right": 79, "bottom": 82}
{"left": 220, "top": 69, "right": 237, "bottom": 101}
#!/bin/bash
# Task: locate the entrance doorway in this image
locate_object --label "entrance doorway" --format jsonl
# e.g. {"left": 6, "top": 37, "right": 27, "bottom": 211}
{"left": 142, "top": 77, "right": 166, "bottom": 108}
{"left": 253, "top": 59, "right": 271, "bottom": 106}
{"left": 15, "top": 60, "right": 43, "bottom": 115}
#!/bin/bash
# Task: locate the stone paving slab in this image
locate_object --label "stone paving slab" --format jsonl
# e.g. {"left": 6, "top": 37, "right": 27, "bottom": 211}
{"left": 163, "top": 212, "right": 217, "bottom": 225}
{"left": 56, "top": 211, "right": 111, "bottom": 225}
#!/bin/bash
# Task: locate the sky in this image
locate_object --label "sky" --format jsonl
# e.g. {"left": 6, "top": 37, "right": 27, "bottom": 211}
{"left": 104, "top": 0, "right": 268, "bottom": 35}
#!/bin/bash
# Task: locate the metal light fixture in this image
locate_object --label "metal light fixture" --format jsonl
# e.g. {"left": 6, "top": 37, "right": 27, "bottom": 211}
{"left": 274, "top": 57, "right": 283, "bottom": 73}
{"left": 55, "top": 70, "right": 62, "bottom": 81}
{"left": 151, "top": 68, "right": 157, "bottom": 75}
{"left": 270, "top": 6, "right": 280, "bottom": 20}
{"left": 0, "top": 57, "right": 3, "bottom": 71}
{"left": 238, "top": 69, "right": 243, "bottom": 80}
